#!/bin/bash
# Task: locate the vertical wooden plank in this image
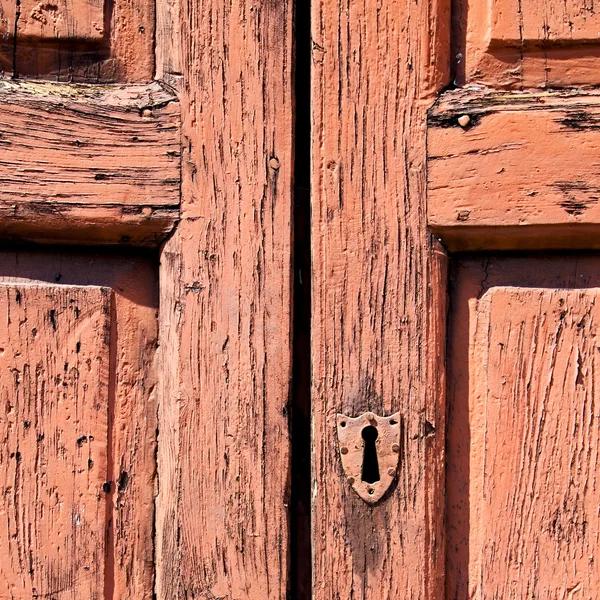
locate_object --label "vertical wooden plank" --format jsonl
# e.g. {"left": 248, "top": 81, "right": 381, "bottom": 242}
{"left": 311, "top": 0, "right": 450, "bottom": 597}
{"left": 155, "top": 0, "right": 294, "bottom": 595}
{"left": 0, "top": 284, "right": 111, "bottom": 600}
{"left": 155, "top": 236, "right": 183, "bottom": 600}
{"left": 155, "top": 0, "right": 182, "bottom": 90}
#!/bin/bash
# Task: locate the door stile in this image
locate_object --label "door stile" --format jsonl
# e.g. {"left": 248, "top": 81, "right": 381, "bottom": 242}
{"left": 154, "top": 0, "right": 295, "bottom": 597}
{"left": 310, "top": 0, "right": 451, "bottom": 597}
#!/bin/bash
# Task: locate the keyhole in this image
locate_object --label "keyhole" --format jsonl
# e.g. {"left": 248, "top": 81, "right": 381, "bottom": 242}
{"left": 361, "top": 425, "right": 380, "bottom": 484}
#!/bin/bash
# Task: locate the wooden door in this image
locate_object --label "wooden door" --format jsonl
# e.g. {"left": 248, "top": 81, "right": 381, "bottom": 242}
{"left": 0, "top": 3, "right": 180, "bottom": 597}
{"left": 0, "top": 0, "right": 294, "bottom": 596}
{"left": 312, "top": 0, "right": 600, "bottom": 597}
{"left": 426, "top": 1, "right": 600, "bottom": 598}
{"left": 2, "top": 0, "right": 599, "bottom": 596}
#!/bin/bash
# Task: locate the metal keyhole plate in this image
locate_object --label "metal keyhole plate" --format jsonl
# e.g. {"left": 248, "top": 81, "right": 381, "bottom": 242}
{"left": 336, "top": 411, "right": 400, "bottom": 504}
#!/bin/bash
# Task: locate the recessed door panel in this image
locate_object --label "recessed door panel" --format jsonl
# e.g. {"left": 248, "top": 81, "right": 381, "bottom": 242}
{"left": 0, "top": 249, "right": 158, "bottom": 600}
{"left": 0, "top": 283, "right": 111, "bottom": 599}
{"left": 447, "top": 255, "right": 600, "bottom": 599}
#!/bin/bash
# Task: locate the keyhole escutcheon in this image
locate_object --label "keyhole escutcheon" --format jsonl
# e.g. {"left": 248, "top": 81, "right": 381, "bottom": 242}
{"left": 336, "top": 411, "right": 400, "bottom": 504}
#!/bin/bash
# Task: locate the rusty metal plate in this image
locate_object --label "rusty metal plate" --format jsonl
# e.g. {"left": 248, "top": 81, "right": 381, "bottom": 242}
{"left": 336, "top": 411, "right": 400, "bottom": 504}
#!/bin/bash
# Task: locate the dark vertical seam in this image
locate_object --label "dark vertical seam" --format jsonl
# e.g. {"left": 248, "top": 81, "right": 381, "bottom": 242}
{"left": 289, "top": 0, "right": 312, "bottom": 596}
{"left": 12, "top": 0, "right": 20, "bottom": 79}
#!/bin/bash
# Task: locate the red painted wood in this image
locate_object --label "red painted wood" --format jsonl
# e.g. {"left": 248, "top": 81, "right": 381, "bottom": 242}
{"left": 0, "top": 249, "right": 159, "bottom": 600}
{"left": 310, "top": 0, "right": 450, "bottom": 590}
{"left": 428, "top": 89, "right": 600, "bottom": 251}
{"left": 0, "top": 283, "right": 111, "bottom": 599}
{"left": 457, "top": 0, "right": 600, "bottom": 87}
{"left": 0, "top": 0, "right": 154, "bottom": 80}
{"left": 154, "top": 0, "right": 294, "bottom": 595}
{"left": 448, "top": 255, "right": 600, "bottom": 599}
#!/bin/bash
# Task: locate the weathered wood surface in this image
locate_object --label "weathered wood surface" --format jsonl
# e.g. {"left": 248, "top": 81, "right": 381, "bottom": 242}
{"left": 155, "top": 0, "right": 182, "bottom": 90}
{"left": 0, "top": 250, "right": 159, "bottom": 600}
{"left": 489, "top": 0, "right": 600, "bottom": 44}
{"left": 154, "top": 0, "right": 294, "bottom": 595}
{"left": 457, "top": 0, "right": 600, "bottom": 87}
{"left": 428, "top": 89, "right": 600, "bottom": 250}
{"left": 310, "top": 0, "right": 450, "bottom": 596}
{"left": 447, "top": 255, "right": 600, "bottom": 599}
{"left": 0, "top": 0, "right": 105, "bottom": 41}
{"left": 0, "top": 0, "right": 154, "bottom": 81}
{"left": 0, "top": 81, "right": 180, "bottom": 246}
{"left": 0, "top": 283, "right": 111, "bottom": 599}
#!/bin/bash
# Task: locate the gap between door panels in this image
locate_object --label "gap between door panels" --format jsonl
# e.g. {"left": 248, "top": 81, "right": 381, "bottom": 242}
{"left": 290, "top": 0, "right": 312, "bottom": 597}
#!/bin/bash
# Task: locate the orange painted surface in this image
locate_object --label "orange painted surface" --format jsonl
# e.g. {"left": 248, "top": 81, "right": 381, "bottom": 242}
{"left": 6, "top": 0, "right": 600, "bottom": 595}
{"left": 310, "top": 0, "right": 450, "bottom": 592}
{"left": 490, "top": 0, "right": 600, "bottom": 44}
{"left": 0, "top": 0, "right": 154, "bottom": 80}
{"left": 0, "top": 284, "right": 110, "bottom": 599}
{"left": 0, "top": 250, "right": 158, "bottom": 599}
{"left": 0, "top": 0, "right": 105, "bottom": 41}
{"left": 0, "top": 81, "right": 179, "bottom": 246}
{"left": 448, "top": 256, "right": 600, "bottom": 599}
{"left": 154, "top": 0, "right": 294, "bottom": 595}
{"left": 428, "top": 88, "right": 600, "bottom": 250}
{"left": 457, "top": 0, "right": 600, "bottom": 87}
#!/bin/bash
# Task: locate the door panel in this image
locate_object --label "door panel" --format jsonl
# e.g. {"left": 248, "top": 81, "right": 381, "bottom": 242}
{"left": 447, "top": 255, "right": 600, "bottom": 599}
{"left": 459, "top": 0, "right": 600, "bottom": 87}
{"left": 0, "top": 283, "right": 111, "bottom": 599}
{"left": 0, "top": 0, "right": 154, "bottom": 81}
{"left": 0, "top": 249, "right": 158, "bottom": 599}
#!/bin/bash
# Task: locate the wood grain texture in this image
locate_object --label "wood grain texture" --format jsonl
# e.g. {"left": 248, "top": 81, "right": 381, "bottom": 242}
{"left": 154, "top": 0, "right": 294, "bottom": 595}
{"left": 155, "top": 0, "right": 182, "bottom": 90}
{"left": 0, "top": 0, "right": 105, "bottom": 41}
{"left": 457, "top": 0, "right": 600, "bottom": 87}
{"left": 0, "top": 80, "right": 180, "bottom": 246}
{"left": 0, "top": 283, "right": 111, "bottom": 600}
{"left": 428, "top": 88, "right": 600, "bottom": 250}
{"left": 490, "top": 0, "right": 600, "bottom": 44}
{"left": 0, "top": 0, "right": 154, "bottom": 81}
{"left": 448, "top": 255, "right": 600, "bottom": 599}
{"left": 0, "top": 250, "right": 159, "bottom": 600}
{"left": 310, "top": 0, "right": 450, "bottom": 593}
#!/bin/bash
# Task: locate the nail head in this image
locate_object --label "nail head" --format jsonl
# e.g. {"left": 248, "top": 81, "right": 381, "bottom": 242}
{"left": 458, "top": 114, "right": 471, "bottom": 128}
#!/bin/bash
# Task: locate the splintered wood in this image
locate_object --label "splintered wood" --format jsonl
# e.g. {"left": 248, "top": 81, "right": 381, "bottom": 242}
{"left": 0, "top": 284, "right": 111, "bottom": 599}
{"left": 0, "top": 81, "right": 180, "bottom": 246}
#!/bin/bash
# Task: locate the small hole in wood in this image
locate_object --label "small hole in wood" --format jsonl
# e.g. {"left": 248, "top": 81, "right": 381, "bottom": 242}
{"left": 340, "top": 421, "right": 346, "bottom": 427}
{"left": 390, "top": 419, "right": 397, "bottom": 425}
